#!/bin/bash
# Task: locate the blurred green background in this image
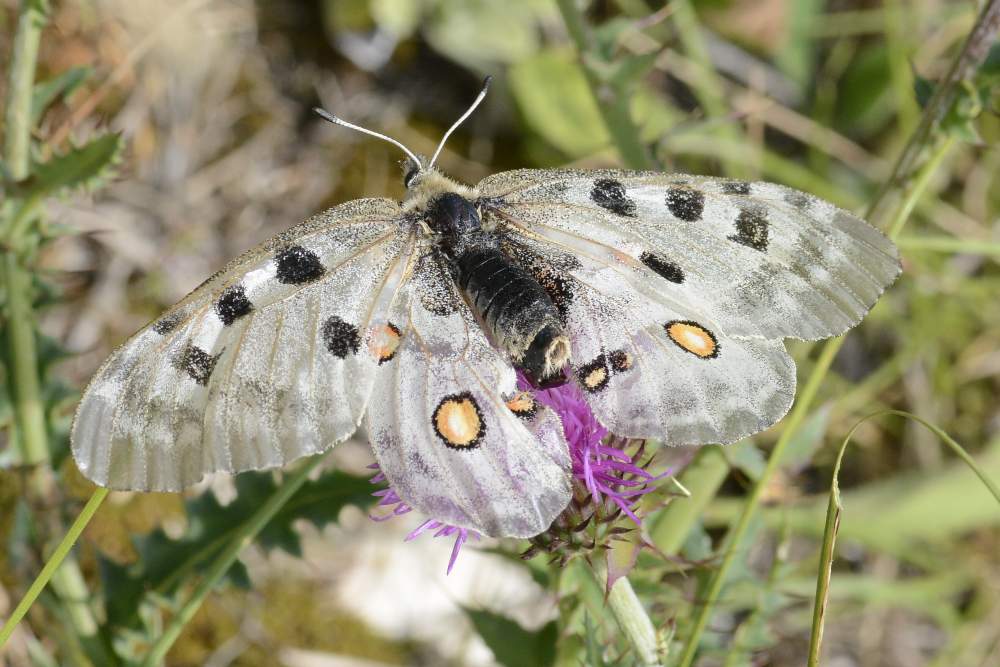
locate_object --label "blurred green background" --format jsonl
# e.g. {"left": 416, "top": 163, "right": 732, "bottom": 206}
{"left": 2, "top": 0, "right": 1000, "bottom": 665}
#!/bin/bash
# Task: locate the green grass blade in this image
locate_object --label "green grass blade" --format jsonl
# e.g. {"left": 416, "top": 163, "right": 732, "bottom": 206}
{"left": 0, "top": 487, "right": 109, "bottom": 650}
{"left": 807, "top": 410, "right": 1000, "bottom": 666}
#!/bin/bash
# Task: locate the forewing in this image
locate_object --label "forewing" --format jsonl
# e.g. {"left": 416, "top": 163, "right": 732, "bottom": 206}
{"left": 365, "top": 250, "right": 572, "bottom": 538}
{"left": 497, "top": 232, "right": 795, "bottom": 445}
{"left": 72, "top": 199, "right": 413, "bottom": 491}
{"left": 478, "top": 169, "right": 900, "bottom": 341}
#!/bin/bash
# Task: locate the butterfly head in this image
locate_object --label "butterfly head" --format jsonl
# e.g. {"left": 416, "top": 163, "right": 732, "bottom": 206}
{"left": 400, "top": 161, "right": 475, "bottom": 210}
{"left": 315, "top": 76, "right": 492, "bottom": 201}
{"left": 402, "top": 157, "right": 423, "bottom": 189}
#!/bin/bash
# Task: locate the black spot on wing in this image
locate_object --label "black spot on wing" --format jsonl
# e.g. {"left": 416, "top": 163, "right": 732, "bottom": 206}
{"left": 608, "top": 349, "right": 633, "bottom": 373}
{"left": 639, "top": 251, "right": 684, "bottom": 284}
{"left": 175, "top": 344, "right": 221, "bottom": 385}
{"left": 216, "top": 284, "right": 253, "bottom": 325}
{"left": 322, "top": 316, "right": 360, "bottom": 358}
{"left": 275, "top": 245, "right": 325, "bottom": 284}
{"left": 665, "top": 187, "right": 705, "bottom": 222}
{"left": 728, "top": 205, "right": 770, "bottom": 252}
{"left": 152, "top": 313, "right": 183, "bottom": 335}
{"left": 722, "top": 180, "right": 751, "bottom": 195}
{"left": 590, "top": 178, "right": 636, "bottom": 217}
{"left": 783, "top": 190, "right": 813, "bottom": 210}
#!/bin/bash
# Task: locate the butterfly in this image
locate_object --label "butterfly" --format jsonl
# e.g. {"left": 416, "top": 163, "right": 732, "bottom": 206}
{"left": 71, "top": 78, "right": 900, "bottom": 539}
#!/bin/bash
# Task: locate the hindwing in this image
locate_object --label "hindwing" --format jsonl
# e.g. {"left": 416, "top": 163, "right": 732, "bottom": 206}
{"left": 364, "top": 250, "right": 572, "bottom": 537}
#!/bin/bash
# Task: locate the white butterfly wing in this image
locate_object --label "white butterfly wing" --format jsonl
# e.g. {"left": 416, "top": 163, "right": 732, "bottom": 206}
{"left": 494, "top": 232, "right": 795, "bottom": 445}
{"left": 72, "top": 199, "right": 413, "bottom": 491}
{"left": 364, "top": 251, "right": 572, "bottom": 538}
{"left": 478, "top": 169, "right": 900, "bottom": 341}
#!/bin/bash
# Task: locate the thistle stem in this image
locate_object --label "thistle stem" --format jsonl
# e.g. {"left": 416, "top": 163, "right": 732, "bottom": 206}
{"left": 3, "top": 0, "right": 45, "bottom": 179}
{"left": 593, "top": 560, "right": 661, "bottom": 666}
{"left": 2, "top": 0, "right": 50, "bottom": 469}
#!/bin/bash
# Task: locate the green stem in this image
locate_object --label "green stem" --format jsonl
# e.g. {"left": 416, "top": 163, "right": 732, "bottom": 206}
{"left": 2, "top": 0, "right": 50, "bottom": 468}
{"left": 140, "top": 455, "right": 327, "bottom": 666}
{"left": 3, "top": 0, "right": 46, "bottom": 180}
{"left": 592, "top": 560, "right": 661, "bottom": 666}
{"left": 3, "top": 253, "right": 48, "bottom": 465}
{"left": 0, "top": 488, "right": 109, "bottom": 650}
{"left": 555, "top": 0, "right": 652, "bottom": 170}
{"left": 886, "top": 136, "right": 955, "bottom": 239}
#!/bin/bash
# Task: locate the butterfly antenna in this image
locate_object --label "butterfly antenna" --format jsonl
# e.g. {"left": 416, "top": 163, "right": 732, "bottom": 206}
{"left": 427, "top": 76, "right": 492, "bottom": 171}
{"left": 313, "top": 107, "right": 423, "bottom": 170}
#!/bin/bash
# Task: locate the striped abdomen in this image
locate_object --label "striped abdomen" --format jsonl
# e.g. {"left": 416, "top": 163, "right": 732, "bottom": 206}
{"left": 429, "top": 192, "right": 570, "bottom": 384}
{"left": 452, "top": 241, "right": 569, "bottom": 383}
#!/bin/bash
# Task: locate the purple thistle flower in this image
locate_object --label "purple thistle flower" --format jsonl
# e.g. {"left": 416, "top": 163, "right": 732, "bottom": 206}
{"left": 518, "top": 372, "right": 665, "bottom": 525}
{"left": 368, "top": 464, "right": 479, "bottom": 575}
{"left": 368, "top": 373, "right": 666, "bottom": 573}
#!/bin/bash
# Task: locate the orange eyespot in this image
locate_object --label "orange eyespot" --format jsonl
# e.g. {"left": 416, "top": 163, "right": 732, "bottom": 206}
{"left": 665, "top": 321, "right": 718, "bottom": 359}
{"left": 577, "top": 356, "right": 610, "bottom": 393}
{"left": 433, "top": 392, "right": 485, "bottom": 449}
{"left": 506, "top": 391, "right": 537, "bottom": 419}
{"left": 368, "top": 322, "right": 402, "bottom": 363}
{"left": 582, "top": 365, "right": 608, "bottom": 390}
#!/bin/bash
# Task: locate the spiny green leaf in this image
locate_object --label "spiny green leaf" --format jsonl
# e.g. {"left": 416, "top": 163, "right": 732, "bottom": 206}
{"left": 31, "top": 66, "right": 91, "bottom": 125}
{"left": 22, "top": 133, "right": 123, "bottom": 199}
{"left": 464, "top": 607, "right": 557, "bottom": 667}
